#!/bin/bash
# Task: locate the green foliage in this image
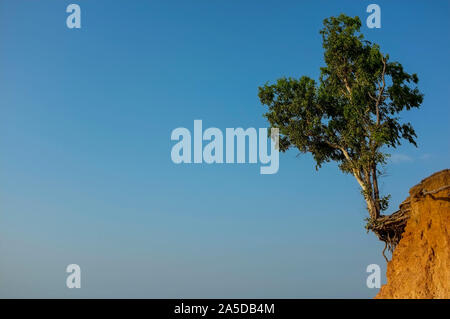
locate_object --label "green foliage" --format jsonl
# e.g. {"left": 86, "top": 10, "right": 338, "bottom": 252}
{"left": 258, "top": 14, "right": 423, "bottom": 220}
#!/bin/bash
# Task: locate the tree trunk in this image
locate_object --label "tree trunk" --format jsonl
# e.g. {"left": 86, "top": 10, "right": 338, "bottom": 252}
{"left": 372, "top": 165, "right": 381, "bottom": 214}
{"left": 353, "top": 168, "right": 380, "bottom": 220}
{"left": 366, "top": 197, "right": 379, "bottom": 220}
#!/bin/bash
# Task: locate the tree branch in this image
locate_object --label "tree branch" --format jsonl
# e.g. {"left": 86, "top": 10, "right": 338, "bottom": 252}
{"left": 375, "top": 58, "right": 387, "bottom": 126}
{"left": 323, "top": 140, "right": 368, "bottom": 192}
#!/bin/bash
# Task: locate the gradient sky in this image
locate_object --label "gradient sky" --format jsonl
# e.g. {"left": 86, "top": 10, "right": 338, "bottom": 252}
{"left": 0, "top": 0, "right": 449, "bottom": 298}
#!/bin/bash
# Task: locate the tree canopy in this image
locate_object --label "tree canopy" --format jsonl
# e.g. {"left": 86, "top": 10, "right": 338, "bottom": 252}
{"left": 258, "top": 14, "right": 423, "bottom": 227}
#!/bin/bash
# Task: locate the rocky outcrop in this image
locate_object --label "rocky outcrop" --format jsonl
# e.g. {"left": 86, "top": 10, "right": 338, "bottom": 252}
{"left": 376, "top": 169, "right": 450, "bottom": 299}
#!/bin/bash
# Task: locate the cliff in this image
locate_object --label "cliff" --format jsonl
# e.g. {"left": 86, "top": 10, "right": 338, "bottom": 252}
{"left": 376, "top": 169, "right": 450, "bottom": 299}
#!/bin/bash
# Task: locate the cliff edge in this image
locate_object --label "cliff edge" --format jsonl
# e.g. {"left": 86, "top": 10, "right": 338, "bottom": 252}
{"left": 376, "top": 169, "right": 450, "bottom": 299}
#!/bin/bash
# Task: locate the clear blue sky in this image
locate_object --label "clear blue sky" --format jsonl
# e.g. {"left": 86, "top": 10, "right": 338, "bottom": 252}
{"left": 0, "top": 0, "right": 449, "bottom": 298}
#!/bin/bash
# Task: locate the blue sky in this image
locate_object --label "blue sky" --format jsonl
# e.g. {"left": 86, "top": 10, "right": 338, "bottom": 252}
{"left": 0, "top": 0, "right": 449, "bottom": 298}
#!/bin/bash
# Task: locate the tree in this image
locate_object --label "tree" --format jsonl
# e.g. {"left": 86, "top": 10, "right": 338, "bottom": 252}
{"left": 258, "top": 14, "right": 423, "bottom": 249}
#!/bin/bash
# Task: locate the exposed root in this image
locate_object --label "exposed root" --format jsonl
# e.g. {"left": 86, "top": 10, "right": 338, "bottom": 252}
{"left": 366, "top": 204, "right": 411, "bottom": 260}
{"left": 382, "top": 241, "right": 389, "bottom": 263}
{"left": 366, "top": 183, "right": 450, "bottom": 261}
